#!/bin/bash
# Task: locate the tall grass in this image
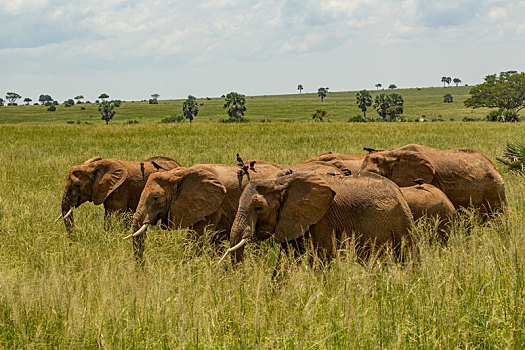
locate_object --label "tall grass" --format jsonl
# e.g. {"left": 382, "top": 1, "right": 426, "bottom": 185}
{"left": 0, "top": 122, "right": 524, "bottom": 348}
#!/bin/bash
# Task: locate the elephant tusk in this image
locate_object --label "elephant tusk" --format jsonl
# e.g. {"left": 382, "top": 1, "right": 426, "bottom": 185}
{"left": 54, "top": 214, "right": 63, "bottom": 223}
{"left": 123, "top": 224, "right": 149, "bottom": 240}
{"left": 217, "top": 238, "right": 247, "bottom": 265}
{"left": 63, "top": 208, "right": 73, "bottom": 219}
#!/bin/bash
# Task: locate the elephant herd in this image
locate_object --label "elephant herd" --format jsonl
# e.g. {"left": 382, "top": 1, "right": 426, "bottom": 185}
{"left": 58, "top": 144, "right": 508, "bottom": 268}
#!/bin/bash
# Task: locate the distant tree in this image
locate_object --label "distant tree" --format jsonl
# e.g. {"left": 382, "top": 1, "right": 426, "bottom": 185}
{"left": 24, "top": 97, "right": 32, "bottom": 105}
{"left": 183, "top": 95, "right": 199, "bottom": 123}
{"left": 312, "top": 109, "right": 327, "bottom": 122}
{"left": 388, "top": 84, "right": 397, "bottom": 90}
{"left": 47, "top": 104, "right": 56, "bottom": 112}
{"left": 373, "top": 93, "right": 389, "bottom": 120}
{"left": 465, "top": 71, "right": 525, "bottom": 116}
{"left": 373, "top": 93, "right": 404, "bottom": 121}
{"left": 151, "top": 93, "right": 159, "bottom": 101}
{"left": 446, "top": 77, "right": 452, "bottom": 87}
{"left": 149, "top": 93, "right": 160, "bottom": 104}
{"left": 39, "top": 94, "right": 53, "bottom": 105}
{"left": 356, "top": 90, "right": 372, "bottom": 118}
{"left": 6, "top": 92, "right": 21, "bottom": 105}
{"left": 0, "top": 98, "right": 4, "bottom": 106}
{"left": 453, "top": 78, "right": 461, "bottom": 87}
{"left": 74, "top": 95, "right": 84, "bottom": 104}
{"left": 386, "top": 93, "right": 404, "bottom": 121}
{"left": 317, "top": 87, "right": 328, "bottom": 102}
{"left": 441, "top": 76, "right": 447, "bottom": 87}
{"left": 98, "top": 100, "right": 116, "bottom": 124}
{"left": 375, "top": 83, "right": 382, "bottom": 90}
{"left": 443, "top": 93, "right": 453, "bottom": 103}
{"left": 98, "top": 93, "right": 109, "bottom": 101}
{"left": 223, "top": 92, "right": 247, "bottom": 121}
{"left": 64, "top": 99, "right": 75, "bottom": 107}
{"left": 297, "top": 84, "right": 304, "bottom": 94}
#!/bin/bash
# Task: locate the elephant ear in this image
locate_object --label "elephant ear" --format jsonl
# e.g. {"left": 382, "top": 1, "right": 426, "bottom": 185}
{"left": 275, "top": 173, "right": 335, "bottom": 243}
{"left": 92, "top": 159, "right": 128, "bottom": 205}
{"left": 390, "top": 150, "right": 435, "bottom": 187}
{"left": 170, "top": 169, "right": 227, "bottom": 228}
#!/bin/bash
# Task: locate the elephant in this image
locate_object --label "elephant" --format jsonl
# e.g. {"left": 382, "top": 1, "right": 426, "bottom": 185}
{"left": 221, "top": 171, "right": 416, "bottom": 267}
{"left": 299, "top": 148, "right": 383, "bottom": 175}
{"left": 128, "top": 161, "right": 284, "bottom": 262}
{"left": 358, "top": 144, "right": 508, "bottom": 215}
{"left": 399, "top": 183, "right": 455, "bottom": 239}
{"left": 59, "top": 156, "right": 181, "bottom": 231}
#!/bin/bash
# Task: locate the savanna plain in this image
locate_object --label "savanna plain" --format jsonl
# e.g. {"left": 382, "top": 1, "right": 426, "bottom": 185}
{"left": 1, "top": 92, "right": 525, "bottom": 348}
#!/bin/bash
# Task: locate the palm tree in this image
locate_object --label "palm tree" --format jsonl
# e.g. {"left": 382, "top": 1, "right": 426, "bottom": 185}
{"left": 318, "top": 87, "right": 328, "bottom": 102}
{"left": 441, "top": 76, "right": 447, "bottom": 87}
{"left": 297, "top": 84, "right": 304, "bottom": 94}
{"left": 223, "top": 92, "right": 247, "bottom": 120}
{"left": 446, "top": 77, "right": 452, "bottom": 87}
{"left": 453, "top": 78, "right": 461, "bottom": 87}
{"left": 356, "top": 90, "right": 372, "bottom": 118}
{"left": 375, "top": 83, "right": 382, "bottom": 90}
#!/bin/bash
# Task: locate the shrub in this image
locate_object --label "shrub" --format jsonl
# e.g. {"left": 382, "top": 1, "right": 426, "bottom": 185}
{"left": 80, "top": 106, "right": 86, "bottom": 110}
{"left": 348, "top": 115, "right": 368, "bottom": 122}
{"left": 126, "top": 120, "right": 139, "bottom": 124}
{"left": 161, "top": 115, "right": 185, "bottom": 123}
{"left": 219, "top": 117, "right": 249, "bottom": 123}
{"left": 7, "top": 103, "right": 18, "bottom": 106}
{"left": 66, "top": 121, "right": 75, "bottom": 124}
{"left": 148, "top": 99, "right": 158, "bottom": 105}
{"left": 443, "top": 93, "right": 453, "bottom": 103}
{"left": 47, "top": 105, "right": 56, "bottom": 112}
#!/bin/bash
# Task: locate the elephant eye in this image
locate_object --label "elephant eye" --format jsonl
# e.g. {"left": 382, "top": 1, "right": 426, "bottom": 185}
{"left": 254, "top": 206, "right": 263, "bottom": 212}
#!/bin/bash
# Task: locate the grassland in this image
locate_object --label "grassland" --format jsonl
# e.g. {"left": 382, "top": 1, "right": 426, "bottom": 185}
{"left": 1, "top": 121, "right": 524, "bottom": 348}
{"left": 0, "top": 86, "right": 492, "bottom": 124}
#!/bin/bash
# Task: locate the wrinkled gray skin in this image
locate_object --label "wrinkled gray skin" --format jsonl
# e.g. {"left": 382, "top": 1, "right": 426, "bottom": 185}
{"left": 229, "top": 171, "right": 415, "bottom": 266}
{"left": 61, "top": 156, "right": 181, "bottom": 231}
{"left": 359, "top": 144, "right": 508, "bottom": 215}
{"left": 400, "top": 183, "right": 456, "bottom": 240}
{"left": 130, "top": 162, "right": 283, "bottom": 262}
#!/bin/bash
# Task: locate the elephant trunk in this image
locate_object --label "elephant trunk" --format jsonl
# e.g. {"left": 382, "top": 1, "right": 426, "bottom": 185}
{"left": 228, "top": 211, "right": 252, "bottom": 264}
{"left": 130, "top": 202, "right": 149, "bottom": 264}
{"left": 61, "top": 188, "right": 74, "bottom": 232}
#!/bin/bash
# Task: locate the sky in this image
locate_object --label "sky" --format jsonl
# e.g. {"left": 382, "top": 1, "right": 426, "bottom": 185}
{"left": 1, "top": 0, "right": 524, "bottom": 102}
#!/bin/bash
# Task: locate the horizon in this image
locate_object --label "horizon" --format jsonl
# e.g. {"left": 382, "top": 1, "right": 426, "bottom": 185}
{"left": 2, "top": 1, "right": 524, "bottom": 102}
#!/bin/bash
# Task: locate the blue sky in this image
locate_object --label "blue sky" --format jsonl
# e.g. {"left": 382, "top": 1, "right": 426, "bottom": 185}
{"left": 1, "top": 0, "right": 524, "bottom": 102}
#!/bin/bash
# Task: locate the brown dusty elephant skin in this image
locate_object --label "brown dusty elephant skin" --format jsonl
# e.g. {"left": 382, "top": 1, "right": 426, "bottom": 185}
{"left": 227, "top": 171, "right": 415, "bottom": 266}
{"left": 400, "top": 183, "right": 455, "bottom": 238}
{"left": 130, "top": 162, "right": 283, "bottom": 261}
{"left": 299, "top": 150, "right": 384, "bottom": 175}
{"left": 60, "top": 156, "right": 181, "bottom": 231}
{"left": 358, "top": 144, "right": 508, "bottom": 215}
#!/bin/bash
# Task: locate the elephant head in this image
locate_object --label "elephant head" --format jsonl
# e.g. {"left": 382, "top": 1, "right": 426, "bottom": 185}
{"left": 60, "top": 157, "right": 128, "bottom": 231}
{"left": 224, "top": 172, "right": 335, "bottom": 263}
{"left": 359, "top": 149, "right": 435, "bottom": 187}
{"left": 129, "top": 168, "right": 227, "bottom": 239}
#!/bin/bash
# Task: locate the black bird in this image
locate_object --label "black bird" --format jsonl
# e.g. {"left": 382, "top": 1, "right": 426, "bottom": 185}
{"left": 249, "top": 161, "right": 256, "bottom": 171}
{"left": 140, "top": 162, "right": 145, "bottom": 179}
{"left": 413, "top": 178, "right": 424, "bottom": 185}
{"left": 363, "top": 147, "right": 376, "bottom": 152}
{"left": 151, "top": 160, "right": 164, "bottom": 171}
{"left": 236, "top": 153, "right": 244, "bottom": 165}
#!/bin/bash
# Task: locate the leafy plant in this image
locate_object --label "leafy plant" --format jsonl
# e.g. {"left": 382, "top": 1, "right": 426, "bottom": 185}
{"left": 444, "top": 93, "right": 453, "bottom": 103}
{"left": 161, "top": 115, "right": 185, "bottom": 123}
{"left": 497, "top": 141, "right": 525, "bottom": 172}
{"left": 312, "top": 109, "right": 327, "bottom": 122}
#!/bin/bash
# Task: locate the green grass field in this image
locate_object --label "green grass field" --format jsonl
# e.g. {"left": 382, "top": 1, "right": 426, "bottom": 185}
{"left": 0, "top": 86, "right": 491, "bottom": 124}
{"left": 1, "top": 121, "right": 524, "bottom": 348}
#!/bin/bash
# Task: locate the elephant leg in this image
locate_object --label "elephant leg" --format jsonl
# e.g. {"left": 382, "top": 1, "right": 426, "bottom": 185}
{"left": 272, "top": 236, "right": 307, "bottom": 280}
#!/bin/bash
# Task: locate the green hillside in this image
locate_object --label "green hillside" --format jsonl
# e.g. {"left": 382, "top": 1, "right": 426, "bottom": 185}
{"left": 0, "top": 86, "right": 490, "bottom": 124}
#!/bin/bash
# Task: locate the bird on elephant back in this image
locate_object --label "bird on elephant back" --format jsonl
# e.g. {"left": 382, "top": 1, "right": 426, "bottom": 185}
{"left": 126, "top": 156, "right": 351, "bottom": 263}
{"left": 358, "top": 144, "right": 508, "bottom": 216}
{"left": 219, "top": 171, "right": 417, "bottom": 272}
{"left": 57, "top": 156, "right": 182, "bottom": 232}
